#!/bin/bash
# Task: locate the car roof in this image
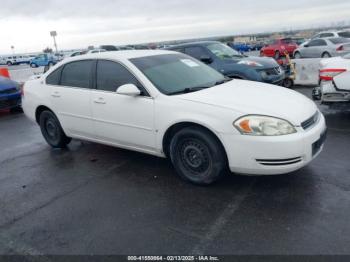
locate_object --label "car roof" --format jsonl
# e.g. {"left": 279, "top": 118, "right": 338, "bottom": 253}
{"left": 60, "top": 50, "right": 177, "bottom": 63}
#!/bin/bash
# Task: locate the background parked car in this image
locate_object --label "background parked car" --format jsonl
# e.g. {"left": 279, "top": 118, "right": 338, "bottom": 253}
{"left": 312, "top": 30, "right": 350, "bottom": 39}
{"left": 250, "top": 42, "right": 265, "bottom": 51}
{"left": 168, "top": 41, "right": 285, "bottom": 85}
{"left": 86, "top": 49, "right": 107, "bottom": 54}
{"left": 100, "top": 45, "right": 118, "bottom": 51}
{"left": 0, "top": 76, "right": 21, "bottom": 112}
{"left": 260, "top": 38, "right": 298, "bottom": 59}
{"left": 228, "top": 42, "right": 252, "bottom": 53}
{"left": 30, "top": 54, "right": 58, "bottom": 68}
{"left": 313, "top": 53, "right": 350, "bottom": 109}
{"left": 294, "top": 38, "right": 350, "bottom": 58}
{"left": 16, "top": 55, "right": 32, "bottom": 64}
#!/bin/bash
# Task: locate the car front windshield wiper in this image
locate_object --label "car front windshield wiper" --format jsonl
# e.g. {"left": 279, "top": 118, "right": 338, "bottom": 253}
{"left": 168, "top": 86, "right": 212, "bottom": 96}
{"left": 215, "top": 78, "right": 233, "bottom": 85}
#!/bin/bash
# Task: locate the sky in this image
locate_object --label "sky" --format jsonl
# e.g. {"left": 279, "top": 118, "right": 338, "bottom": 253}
{"left": 1, "top": 0, "right": 350, "bottom": 54}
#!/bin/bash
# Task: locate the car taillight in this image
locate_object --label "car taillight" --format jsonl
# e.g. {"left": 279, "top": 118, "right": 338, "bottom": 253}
{"left": 336, "top": 45, "right": 344, "bottom": 52}
{"left": 319, "top": 69, "right": 346, "bottom": 81}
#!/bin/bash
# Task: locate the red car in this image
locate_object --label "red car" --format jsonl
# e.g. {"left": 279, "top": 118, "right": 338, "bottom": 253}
{"left": 260, "top": 38, "right": 298, "bottom": 59}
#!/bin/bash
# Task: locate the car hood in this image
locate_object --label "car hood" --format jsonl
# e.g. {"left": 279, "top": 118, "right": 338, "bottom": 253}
{"left": 0, "top": 76, "right": 18, "bottom": 91}
{"left": 223, "top": 56, "right": 279, "bottom": 68}
{"left": 176, "top": 80, "right": 317, "bottom": 126}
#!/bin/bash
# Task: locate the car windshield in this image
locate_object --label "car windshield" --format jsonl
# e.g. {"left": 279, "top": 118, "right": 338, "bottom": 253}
{"left": 329, "top": 38, "right": 350, "bottom": 44}
{"left": 130, "top": 54, "right": 226, "bottom": 95}
{"left": 207, "top": 43, "right": 244, "bottom": 59}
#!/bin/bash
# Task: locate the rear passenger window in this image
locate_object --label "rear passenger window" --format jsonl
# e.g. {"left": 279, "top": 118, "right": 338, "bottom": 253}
{"left": 46, "top": 67, "right": 62, "bottom": 85}
{"left": 96, "top": 60, "right": 144, "bottom": 93}
{"left": 61, "top": 60, "right": 93, "bottom": 89}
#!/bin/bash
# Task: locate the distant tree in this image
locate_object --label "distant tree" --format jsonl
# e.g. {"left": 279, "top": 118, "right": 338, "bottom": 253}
{"left": 43, "top": 47, "right": 53, "bottom": 53}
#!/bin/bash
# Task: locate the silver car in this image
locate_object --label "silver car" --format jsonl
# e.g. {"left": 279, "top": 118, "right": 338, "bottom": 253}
{"left": 294, "top": 38, "right": 350, "bottom": 59}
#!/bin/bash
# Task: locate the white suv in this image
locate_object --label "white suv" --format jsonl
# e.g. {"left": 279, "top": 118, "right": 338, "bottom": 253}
{"left": 312, "top": 30, "right": 350, "bottom": 39}
{"left": 22, "top": 50, "right": 327, "bottom": 185}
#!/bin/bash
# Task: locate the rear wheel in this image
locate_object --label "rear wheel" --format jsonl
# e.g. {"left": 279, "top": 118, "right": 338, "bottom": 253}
{"left": 169, "top": 127, "right": 226, "bottom": 185}
{"left": 322, "top": 52, "right": 331, "bottom": 58}
{"left": 7, "top": 61, "right": 12, "bottom": 66}
{"left": 39, "top": 110, "right": 71, "bottom": 148}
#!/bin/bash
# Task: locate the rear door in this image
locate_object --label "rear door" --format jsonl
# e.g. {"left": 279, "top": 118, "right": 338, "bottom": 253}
{"left": 49, "top": 60, "right": 95, "bottom": 138}
{"left": 91, "top": 59, "right": 156, "bottom": 151}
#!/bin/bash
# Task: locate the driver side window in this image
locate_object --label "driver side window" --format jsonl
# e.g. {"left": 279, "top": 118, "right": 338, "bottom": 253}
{"left": 96, "top": 60, "right": 147, "bottom": 95}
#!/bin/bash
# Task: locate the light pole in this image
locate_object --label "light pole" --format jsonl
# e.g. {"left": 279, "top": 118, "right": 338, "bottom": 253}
{"left": 50, "top": 31, "right": 58, "bottom": 54}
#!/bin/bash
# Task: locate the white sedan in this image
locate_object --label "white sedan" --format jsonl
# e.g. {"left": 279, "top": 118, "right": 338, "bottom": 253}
{"left": 22, "top": 50, "right": 327, "bottom": 185}
{"left": 316, "top": 54, "right": 350, "bottom": 106}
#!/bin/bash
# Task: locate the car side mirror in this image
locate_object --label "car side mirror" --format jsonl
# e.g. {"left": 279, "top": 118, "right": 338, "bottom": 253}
{"left": 200, "top": 56, "right": 213, "bottom": 64}
{"left": 116, "top": 84, "right": 141, "bottom": 96}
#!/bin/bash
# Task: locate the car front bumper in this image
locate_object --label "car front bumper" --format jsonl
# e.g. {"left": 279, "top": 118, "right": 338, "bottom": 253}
{"left": 0, "top": 93, "right": 21, "bottom": 110}
{"left": 220, "top": 113, "right": 327, "bottom": 175}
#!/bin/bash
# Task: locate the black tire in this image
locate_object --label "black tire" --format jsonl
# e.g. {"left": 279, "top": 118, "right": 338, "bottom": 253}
{"left": 39, "top": 110, "right": 71, "bottom": 148}
{"left": 322, "top": 52, "right": 331, "bottom": 58}
{"left": 282, "top": 78, "right": 294, "bottom": 88}
{"left": 7, "top": 61, "right": 12, "bottom": 66}
{"left": 274, "top": 51, "right": 280, "bottom": 60}
{"left": 294, "top": 52, "right": 301, "bottom": 59}
{"left": 169, "top": 127, "right": 226, "bottom": 185}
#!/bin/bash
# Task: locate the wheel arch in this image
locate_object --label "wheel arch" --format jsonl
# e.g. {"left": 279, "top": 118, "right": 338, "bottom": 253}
{"left": 35, "top": 105, "right": 54, "bottom": 124}
{"left": 161, "top": 121, "right": 228, "bottom": 164}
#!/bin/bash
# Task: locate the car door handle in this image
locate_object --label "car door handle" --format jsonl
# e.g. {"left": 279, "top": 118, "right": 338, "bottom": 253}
{"left": 93, "top": 98, "right": 106, "bottom": 104}
{"left": 51, "top": 91, "right": 61, "bottom": 98}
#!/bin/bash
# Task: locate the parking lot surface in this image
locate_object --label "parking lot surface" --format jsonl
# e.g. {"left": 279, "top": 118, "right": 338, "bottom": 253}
{"left": 0, "top": 87, "right": 350, "bottom": 255}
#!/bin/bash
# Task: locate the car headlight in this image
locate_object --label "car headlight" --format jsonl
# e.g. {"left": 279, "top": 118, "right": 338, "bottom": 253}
{"left": 234, "top": 115, "right": 297, "bottom": 136}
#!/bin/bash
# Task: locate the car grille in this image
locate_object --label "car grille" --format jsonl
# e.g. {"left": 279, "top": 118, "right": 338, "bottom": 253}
{"left": 261, "top": 67, "right": 282, "bottom": 76}
{"left": 0, "top": 88, "right": 18, "bottom": 95}
{"left": 301, "top": 111, "right": 320, "bottom": 130}
{"left": 256, "top": 157, "right": 303, "bottom": 166}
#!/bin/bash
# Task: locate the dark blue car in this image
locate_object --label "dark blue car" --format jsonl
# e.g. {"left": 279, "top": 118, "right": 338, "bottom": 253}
{"left": 228, "top": 42, "right": 252, "bottom": 53}
{"left": 0, "top": 76, "right": 21, "bottom": 111}
{"left": 168, "top": 41, "right": 285, "bottom": 85}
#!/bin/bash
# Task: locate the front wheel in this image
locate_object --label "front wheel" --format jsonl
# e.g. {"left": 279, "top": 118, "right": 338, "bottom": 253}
{"left": 39, "top": 110, "right": 71, "bottom": 148}
{"left": 322, "top": 52, "right": 331, "bottom": 58}
{"left": 169, "top": 127, "right": 226, "bottom": 185}
{"left": 294, "top": 52, "right": 301, "bottom": 59}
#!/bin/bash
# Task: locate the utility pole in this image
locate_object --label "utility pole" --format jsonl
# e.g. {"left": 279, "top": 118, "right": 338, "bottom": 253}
{"left": 50, "top": 31, "right": 58, "bottom": 54}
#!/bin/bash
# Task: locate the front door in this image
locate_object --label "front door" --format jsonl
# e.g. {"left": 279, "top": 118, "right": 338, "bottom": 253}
{"left": 91, "top": 60, "right": 156, "bottom": 152}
